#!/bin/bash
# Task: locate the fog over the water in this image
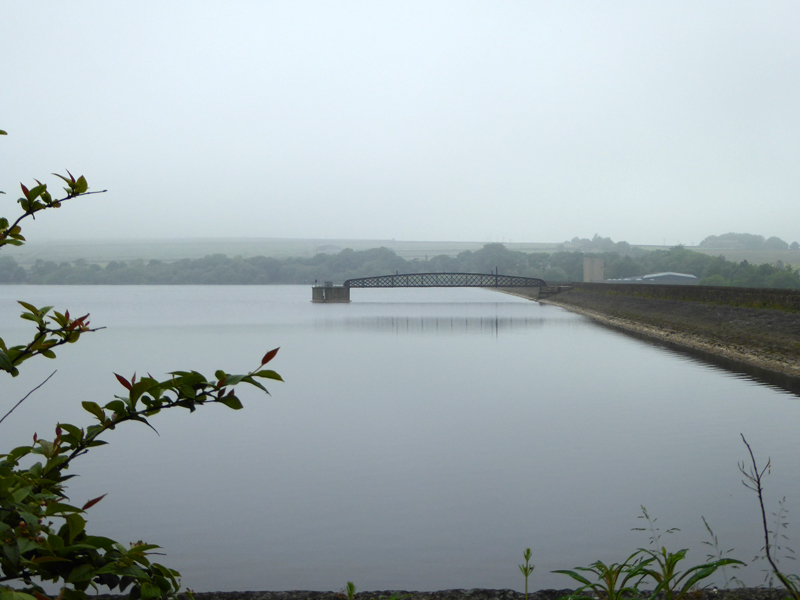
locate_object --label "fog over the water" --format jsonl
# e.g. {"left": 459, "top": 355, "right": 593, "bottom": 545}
{"left": 2, "top": 2, "right": 799, "bottom": 245}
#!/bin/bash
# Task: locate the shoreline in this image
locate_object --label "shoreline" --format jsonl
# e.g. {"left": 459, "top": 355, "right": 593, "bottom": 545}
{"left": 99, "top": 588, "right": 789, "bottom": 600}
{"left": 528, "top": 287, "right": 800, "bottom": 396}
{"left": 539, "top": 297, "right": 800, "bottom": 378}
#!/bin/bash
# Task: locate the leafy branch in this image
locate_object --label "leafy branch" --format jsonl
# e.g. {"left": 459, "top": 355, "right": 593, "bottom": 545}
{"left": 55, "top": 347, "right": 281, "bottom": 473}
{"left": 0, "top": 171, "right": 106, "bottom": 249}
{"left": 0, "top": 134, "right": 284, "bottom": 600}
{"left": 1, "top": 168, "right": 103, "bottom": 378}
{"left": 0, "top": 303, "right": 101, "bottom": 377}
{"left": 0, "top": 349, "right": 281, "bottom": 600}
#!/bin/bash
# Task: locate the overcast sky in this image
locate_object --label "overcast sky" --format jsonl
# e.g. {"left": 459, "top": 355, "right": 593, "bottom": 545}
{"left": 2, "top": 2, "right": 799, "bottom": 246}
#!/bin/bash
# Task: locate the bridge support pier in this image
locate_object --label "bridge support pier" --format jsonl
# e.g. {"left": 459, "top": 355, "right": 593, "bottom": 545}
{"left": 312, "top": 283, "right": 350, "bottom": 303}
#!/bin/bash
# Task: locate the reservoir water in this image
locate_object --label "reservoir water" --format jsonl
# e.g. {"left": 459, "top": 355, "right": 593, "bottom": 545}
{"left": 1, "top": 285, "right": 798, "bottom": 592}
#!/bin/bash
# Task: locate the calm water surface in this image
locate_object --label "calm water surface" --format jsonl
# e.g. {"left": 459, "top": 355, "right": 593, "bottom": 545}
{"left": 1, "top": 285, "right": 798, "bottom": 592}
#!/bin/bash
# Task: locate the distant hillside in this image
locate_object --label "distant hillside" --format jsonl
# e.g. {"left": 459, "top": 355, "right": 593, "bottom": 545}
{"left": 2, "top": 243, "right": 798, "bottom": 288}
{"left": 693, "top": 233, "right": 800, "bottom": 269}
{"left": 3, "top": 237, "right": 564, "bottom": 266}
{"left": 699, "top": 232, "right": 798, "bottom": 251}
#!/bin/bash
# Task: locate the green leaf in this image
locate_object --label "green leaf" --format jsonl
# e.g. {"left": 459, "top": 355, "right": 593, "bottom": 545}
{"left": 112, "top": 563, "right": 150, "bottom": 579}
{"left": 255, "top": 369, "right": 283, "bottom": 381}
{"left": 105, "top": 400, "right": 126, "bottom": 415}
{"left": 11, "top": 486, "right": 32, "bottom": 503}
{"left": 17, "top": 537, "right": 39, "bottom": 555}
{"left": 0, "top": 350, "right": 13, "bottom": 372}
{"left": 82, "top": 535, "right": 118, "bottom": 551}
{"left": 217, "top": 396, "right": 243, "bottom": 410}
{"left": 553, "top": 569, "right": 594, "bottom": 587}
{"left": 17, "top": 301, "right": 39, "bottom": 313}
{"left": 29, "top": 555, "right": 71, "bottom": 564}
{"left": 52, "top": 172, "right": 73, "bottom": 185}
{"left": 8, "top": 446, "right": 33, "bottom": 461}
{"left": 242, "top": 375, "right": 266, "bottom": 388}
{"left": 66, "top": 563, "right": 96, "bottom": 583}
{"left": 130, "top": 379, "right": 155, "bottom": 404}
{"left": 47, "top": 534, "right": 65, "bottom": 551}
{"left": 65, "top": 513, "right": 86, "bottom": 543}
{"left": 62, "top": 588, "right": 89, "bottom": 600}
{"left": 45, "top": 501, "right": 83, "bottom": 516}
{"left": 140, "top": 581, "right": 161, "bottom": 600}
{"left": 59, "top": 423, "right": 83, "bottom": 439}
{"left": 0, "top": 588, "right": 38, "bottom": 600}
{"left": 26, "top": 184, "right": 46, "bottom": 201}
{"left": 3, "top": 541, "right": 20, "bottom": 565}
{"left": 128, "top": 543, "right": 162, "bottom": 555}
{"left": 81, "top": 401, "right": 105, "bottom": 422}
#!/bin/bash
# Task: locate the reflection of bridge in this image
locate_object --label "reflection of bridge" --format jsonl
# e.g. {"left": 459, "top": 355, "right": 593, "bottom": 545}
{"left": 312, "top": 272, "right": 547, "bottom": 303}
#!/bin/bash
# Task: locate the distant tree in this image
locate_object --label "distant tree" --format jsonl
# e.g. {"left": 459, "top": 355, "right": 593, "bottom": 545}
{"left": 764, "top": 236, "right": 789, "bottom": 251}
{"left": 699, "top": 232, "right": 766, "bottom": 249}
{"left": 7, "top": 232, "right": 800, "bottom": 289}
{"left": 0, "top": 256, "right": 26, "bottom": 283}
{"left": 767, "top": 267, "right": 800, "bottom": 288}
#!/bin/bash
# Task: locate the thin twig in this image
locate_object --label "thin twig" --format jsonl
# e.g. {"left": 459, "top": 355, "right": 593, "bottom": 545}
{"left": 740, "top": 433, "right": 799, "bottom": 597}
{"left": 0, "top": 369, "right": 57, "bottom": 425}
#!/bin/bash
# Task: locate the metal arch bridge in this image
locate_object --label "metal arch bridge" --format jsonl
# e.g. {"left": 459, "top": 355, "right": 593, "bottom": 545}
{"left": 343, "top": 272, "right": 547, "bottom": 289}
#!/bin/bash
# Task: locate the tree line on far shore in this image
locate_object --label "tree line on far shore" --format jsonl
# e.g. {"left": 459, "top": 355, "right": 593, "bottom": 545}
{"left": 1, "top": 243, "right": 799, "bottom": 288}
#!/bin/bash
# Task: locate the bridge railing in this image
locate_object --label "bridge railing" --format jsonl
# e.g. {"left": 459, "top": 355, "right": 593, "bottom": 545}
{"left": 343, "top": 272, "right": 547, "bottom": 288}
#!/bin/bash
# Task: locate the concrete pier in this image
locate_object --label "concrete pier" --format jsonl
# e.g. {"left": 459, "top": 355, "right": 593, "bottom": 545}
{"left": 311, "top": 282, "right": 350, "bottom": 303}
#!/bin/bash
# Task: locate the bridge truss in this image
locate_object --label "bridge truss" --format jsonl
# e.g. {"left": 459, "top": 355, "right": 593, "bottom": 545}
{"left": 343, "top": 272, "right": 547, "bottom": 289}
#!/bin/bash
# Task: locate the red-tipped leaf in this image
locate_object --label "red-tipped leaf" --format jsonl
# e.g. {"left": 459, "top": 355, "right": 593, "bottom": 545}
{"left": 114, "top": 373, "right": 132, "bottom": 390}
{"left": 261, "top": 347, "right": 279, "bottom": 365}
{"left": 82, "top": 494, "right": 107, "bottom": 511}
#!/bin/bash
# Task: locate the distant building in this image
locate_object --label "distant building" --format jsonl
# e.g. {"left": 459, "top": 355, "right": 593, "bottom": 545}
{"left": 583, "top": 255, "right": 604, "bottom": 282}
{"left": 605, "top": 272, "right": 698, "bottom": 285}
{"left": 314, "top": 244, "right": 342, "bottom": 255}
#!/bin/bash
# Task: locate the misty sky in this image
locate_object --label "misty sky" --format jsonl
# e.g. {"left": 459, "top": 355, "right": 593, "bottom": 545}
{"left": 2, "top": 2, "right": 799, "bottom": 246}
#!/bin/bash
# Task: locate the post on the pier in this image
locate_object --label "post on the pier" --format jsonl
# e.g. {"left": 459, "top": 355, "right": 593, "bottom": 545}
{"left": 311, "top": 281, "right": 350, "bottom": 303}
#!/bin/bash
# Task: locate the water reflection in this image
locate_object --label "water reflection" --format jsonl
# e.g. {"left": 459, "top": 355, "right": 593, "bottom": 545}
{"left": 313, "top": 315, "right": 548, "bottom": 335}
{"left": 585, "top": 318, "right": 800, "bottom": 398}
